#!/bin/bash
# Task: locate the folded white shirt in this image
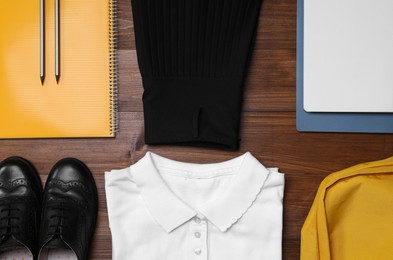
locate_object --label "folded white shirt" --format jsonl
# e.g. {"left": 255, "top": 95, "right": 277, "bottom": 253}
{"left": 105, "top": 152, "right": 285, "bottom": 260}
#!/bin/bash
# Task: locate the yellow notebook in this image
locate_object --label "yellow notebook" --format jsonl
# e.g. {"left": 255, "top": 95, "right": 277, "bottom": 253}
{"left": 0, "top": 0, "right": 118, "bottom": 138}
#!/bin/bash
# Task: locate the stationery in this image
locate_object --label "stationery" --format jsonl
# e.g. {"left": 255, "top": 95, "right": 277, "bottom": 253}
{"left": 297, "top": 0, "right": 393, "bottom": 133}
{"left": 55, "top": 0, "right": 60, "bottom": 83}
{"left": 40, "top": 0, "right": 45, "bottom": 84}
{"left": 303, "top": 0, "right": 393, "bottom": 113}
{"left": 0, "top": 0, "right": 118, "bottom": 138}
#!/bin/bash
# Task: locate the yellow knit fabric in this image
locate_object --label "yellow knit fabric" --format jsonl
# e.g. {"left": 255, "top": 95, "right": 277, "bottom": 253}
{"left": 301, "top": 157, "right": 393, "bottom": 260}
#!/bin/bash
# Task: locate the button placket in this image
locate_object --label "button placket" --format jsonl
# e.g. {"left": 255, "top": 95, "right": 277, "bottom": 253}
{"left": 189, "top": 216, "right": 207, "bottom": 260}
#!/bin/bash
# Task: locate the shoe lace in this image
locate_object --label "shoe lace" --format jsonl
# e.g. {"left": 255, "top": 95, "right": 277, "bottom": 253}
{"left": 47, "top": 203, "right": 69, "bottom": 236}
{"left": 0, "top": 204, "right": 21, "bottom": 236}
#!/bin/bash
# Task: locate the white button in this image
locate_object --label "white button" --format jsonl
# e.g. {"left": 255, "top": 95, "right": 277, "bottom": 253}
{"left": 194, "top": 248, "right": 202, "bottom": 255}
{"left": 194, "top": 232, "right": 201, "bottom": 238}
{"left": 194, "top": 217, "right": 201, "bottom": 224}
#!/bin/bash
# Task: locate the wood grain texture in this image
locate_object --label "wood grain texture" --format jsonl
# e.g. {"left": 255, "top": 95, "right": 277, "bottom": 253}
{"left": 1, "top": 0, "right": 393, "bottom": 259}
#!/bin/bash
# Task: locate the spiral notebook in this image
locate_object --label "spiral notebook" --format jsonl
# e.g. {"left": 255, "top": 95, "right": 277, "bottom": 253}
{"left": 0, "top": 0, "right": 118, "bottom": 138}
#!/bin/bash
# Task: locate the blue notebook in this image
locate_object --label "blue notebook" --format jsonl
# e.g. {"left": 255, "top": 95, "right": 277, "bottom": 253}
{"left": 296, "top": 0, "right": 393, "bottom": 133}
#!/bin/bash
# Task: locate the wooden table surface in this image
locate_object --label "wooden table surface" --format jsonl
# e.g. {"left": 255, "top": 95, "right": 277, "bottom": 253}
{"left": 1, "top": 0, "right": 393, "bottom": 259}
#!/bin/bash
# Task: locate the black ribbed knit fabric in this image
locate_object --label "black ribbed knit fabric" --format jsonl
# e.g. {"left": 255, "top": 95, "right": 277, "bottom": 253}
{"left": 132, "top": 0, "right": 262, "bottom": 150}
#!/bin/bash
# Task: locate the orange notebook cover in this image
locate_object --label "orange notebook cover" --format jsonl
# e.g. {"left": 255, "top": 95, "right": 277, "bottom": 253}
{"left": 0, "top": 0, "right": 118, "bottom": 138}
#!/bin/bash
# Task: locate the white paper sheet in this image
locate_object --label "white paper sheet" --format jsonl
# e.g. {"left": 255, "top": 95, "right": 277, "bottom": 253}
{"left": 303, "top": 0, "right": 393, "bottom": 112}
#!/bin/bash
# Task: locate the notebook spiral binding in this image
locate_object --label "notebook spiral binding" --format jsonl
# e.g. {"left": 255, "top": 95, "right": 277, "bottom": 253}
{"left": 109, "top": 0, "right": 119, "bottom": 136}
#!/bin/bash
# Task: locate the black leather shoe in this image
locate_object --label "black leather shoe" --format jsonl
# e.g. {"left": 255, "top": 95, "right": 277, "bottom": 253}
{"left": 0, "top": 157, "right": 42, "bottom": 259}
{"left": 38, "top": 158, "right": 98, "bottom": 260}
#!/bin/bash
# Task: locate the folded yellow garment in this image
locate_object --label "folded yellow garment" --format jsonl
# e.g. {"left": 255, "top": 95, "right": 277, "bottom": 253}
{"left": 301, "top": 157, "right": 393, "bottom": 260}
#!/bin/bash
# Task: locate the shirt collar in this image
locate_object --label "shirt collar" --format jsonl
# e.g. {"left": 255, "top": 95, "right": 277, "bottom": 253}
{"left": 130, "top": 152, "right": 269, "bottom": 233}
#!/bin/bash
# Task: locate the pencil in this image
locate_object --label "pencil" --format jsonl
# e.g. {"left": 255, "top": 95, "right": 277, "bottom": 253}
{"left": 55, "top": 0, "right": 60, "bottom": 83}
{"left": 40, "top": 0, "right": 45, "bottom": 85}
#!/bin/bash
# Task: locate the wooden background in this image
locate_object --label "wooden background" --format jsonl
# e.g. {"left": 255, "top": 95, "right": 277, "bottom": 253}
{"left": 1, "top": 0, "right": 393, "bottom": 259}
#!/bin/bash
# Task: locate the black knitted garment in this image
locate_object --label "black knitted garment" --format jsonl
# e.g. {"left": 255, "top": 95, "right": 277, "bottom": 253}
{"left": 132, "top": 0, "right": 263, "bottom": 150}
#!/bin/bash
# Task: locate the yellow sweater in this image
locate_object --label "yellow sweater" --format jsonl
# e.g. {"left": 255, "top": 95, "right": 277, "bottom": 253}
{"left": 301, "top": 157, "right": 393, "bottom": 260}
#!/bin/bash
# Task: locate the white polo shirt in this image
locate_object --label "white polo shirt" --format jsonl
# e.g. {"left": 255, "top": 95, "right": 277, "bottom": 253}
{"left": 105, "top": 152, "right": 285, "bottom": 260}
